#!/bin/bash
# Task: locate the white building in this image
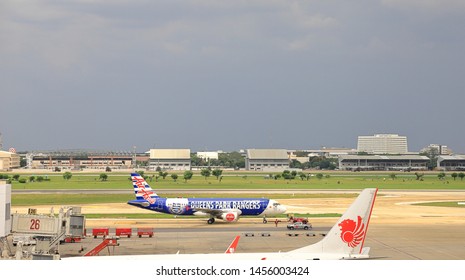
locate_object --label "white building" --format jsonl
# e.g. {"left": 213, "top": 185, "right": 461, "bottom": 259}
{"left": 196, "top": 151, "right": 221, "bottom": 160}
{"left": 357, "top": 134, "right": 408, "bottom": 154}
{"left": 0, "top": 151, "right": 20, "bottom": 171}
{"left": 420, "top": 144, "right": 452, "bottom": 155}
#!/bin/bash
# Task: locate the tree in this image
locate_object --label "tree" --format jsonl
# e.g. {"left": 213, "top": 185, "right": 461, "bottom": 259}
{"left": 183, "top": 171, "right": 193, "bottom": 183}
{"left": 289, "top": 159, "right": 302, "bottom": 169}
{"left": 414, "top": 172, "right": 424, "bottom": 181}
{"left": 302, "top": 156, "right": 337, "bottom": 170}
{"left": 29, "top": 176, "right": 35, "bottom": 182}
{"left": 420, "top": 148, "right": 439, "bottom": 170}
{"left": 159, "top": 171, "right": 168, "bottom": 179}
{"left": 200, "top": 168, "right": 211, "bottom": 180}
{"left": 190, "top": 154, "right": 206, "bottom": 167}
{"left": 316, "top": 173, "right": 324, "bottom": 180}
{"left": 451, "top": 173, "right": 458, "bottom": 181}
{"left": 99, "top": 173, "right": 108, "bottom": 181}
{"left": 459, "top": 172, "right": 465, "bottom": 181}
{"left": 171, "top": 174, "right": 178, "bottom": 182}
{"left": 282, "top": 170, "right": 294, "bottom": 180}
{"left": 389, "top": 173, "right": 396, "bottom": 180}
{"left": 217, "top": 152, "right": 245, "bottom": 169}
{"left": 63, "top": 172, "right": 72, "bottom": 180}
{"left": 298, "top": 172, "right": 307, "bottom": 181}
{"left": 13, "top": 174, "right": 20, "bottom": 181}
{"left": 212, "top": 169, "right": 223, "bottom": 180}
{"left": 437, "top": 172, "right": 446, "bottom": 180}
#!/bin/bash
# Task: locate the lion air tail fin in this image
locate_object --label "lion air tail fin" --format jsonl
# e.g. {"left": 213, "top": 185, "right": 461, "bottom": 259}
{"left": 290, "top": 188, "right": 377, "bottom": 259}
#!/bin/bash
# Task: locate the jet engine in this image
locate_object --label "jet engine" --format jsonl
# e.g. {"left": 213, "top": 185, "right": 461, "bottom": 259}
{"left": 220, "top": 212, "right": 239, "bottom": 222}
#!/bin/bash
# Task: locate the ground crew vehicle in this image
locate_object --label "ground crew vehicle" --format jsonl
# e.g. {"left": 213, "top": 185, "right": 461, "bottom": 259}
{"left": 287, "top": 222, "right": 312, "bottom": 230}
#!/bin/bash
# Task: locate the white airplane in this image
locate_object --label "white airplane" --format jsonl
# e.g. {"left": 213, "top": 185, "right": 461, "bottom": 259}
{"left": 64, "top": 188, "right": 377, "bottom": 260}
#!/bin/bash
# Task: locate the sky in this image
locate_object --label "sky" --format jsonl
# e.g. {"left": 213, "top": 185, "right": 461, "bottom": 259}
{"left": 1, "top": 0, "right": 465, "bottom": 153}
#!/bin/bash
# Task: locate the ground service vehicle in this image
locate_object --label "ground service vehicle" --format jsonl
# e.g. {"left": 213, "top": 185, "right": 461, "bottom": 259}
{"left": 12, "top": 235, "right": 37, "bottom": 246}
{"left": 287, "top": 222, "right": 312, "bottom": 230}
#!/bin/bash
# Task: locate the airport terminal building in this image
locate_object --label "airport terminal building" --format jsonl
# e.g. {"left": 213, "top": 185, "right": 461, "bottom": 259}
{"left": 338, "top": 155, "right": 429, "bottom": 171}
{"left": 437, "top": 155, "right": 465, "bottom": 171}
{"left": 26, "top": 151, "right": 134, "bottom": 170}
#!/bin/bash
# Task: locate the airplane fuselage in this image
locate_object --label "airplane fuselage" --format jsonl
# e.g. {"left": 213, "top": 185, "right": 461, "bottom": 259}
{"left": 128, "top": 197, "right": 279, "bottom": 216}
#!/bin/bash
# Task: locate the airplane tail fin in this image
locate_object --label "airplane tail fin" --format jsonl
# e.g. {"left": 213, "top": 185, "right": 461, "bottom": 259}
{"left": 131, "top": 173, "right": 159, "bottom": 204}
{"left": 290, "top": 188, "right": 377, "bottom": 259}
{"left": 225, "top": 236, "right": 240, "bottom": 254}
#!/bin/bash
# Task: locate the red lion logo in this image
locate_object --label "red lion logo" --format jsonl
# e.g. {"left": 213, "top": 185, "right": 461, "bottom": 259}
{"left": 338, "top": 216, "right": 365, "bottom": 248}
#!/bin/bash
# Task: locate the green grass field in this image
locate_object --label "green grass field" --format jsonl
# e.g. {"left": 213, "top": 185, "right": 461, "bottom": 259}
{"left": 8, "top": 172, "right": 465, "bottom": 190}
{"left": 414, "top": 201, "right": 465, "bottom": 208}
{"left": 7, "top": 171, "right": 465, "bottom": 207}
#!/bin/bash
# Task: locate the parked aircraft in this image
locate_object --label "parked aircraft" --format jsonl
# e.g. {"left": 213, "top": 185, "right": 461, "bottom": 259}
{"left": 127, "top": 173, "right": 287, "bottom": 224}
{"left": 68, "top": 188, "right": 377, "bottom": 260}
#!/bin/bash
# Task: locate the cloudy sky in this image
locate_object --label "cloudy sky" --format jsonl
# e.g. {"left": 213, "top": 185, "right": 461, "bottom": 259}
{"left": 1, "top": 0, "right": 464, "bottom": 153}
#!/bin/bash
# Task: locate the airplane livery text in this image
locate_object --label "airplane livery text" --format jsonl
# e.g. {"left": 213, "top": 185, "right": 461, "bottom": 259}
{"left": 190, "top": 200, "right": 262, "bottom": 210}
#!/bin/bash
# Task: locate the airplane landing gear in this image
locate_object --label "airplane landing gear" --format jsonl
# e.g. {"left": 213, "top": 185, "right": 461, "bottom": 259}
{"left": 207, "top": 218, "right": 215, "bottom": 224}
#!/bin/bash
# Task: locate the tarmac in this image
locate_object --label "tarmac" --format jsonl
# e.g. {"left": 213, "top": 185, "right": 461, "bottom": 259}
{"left": 8, "top": 190, "right": 465, "bottom": 260}
{"left": 54, "top": 190, "right": 465, "bottom": 260}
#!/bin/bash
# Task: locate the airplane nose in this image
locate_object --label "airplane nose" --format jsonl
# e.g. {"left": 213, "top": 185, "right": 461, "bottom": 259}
{"left": 280, "top": 205, "right": 287, "bottom": 213}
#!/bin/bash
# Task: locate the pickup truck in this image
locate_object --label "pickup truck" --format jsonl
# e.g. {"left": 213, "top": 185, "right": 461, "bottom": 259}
{"left": 287, "top": 222, "right": 312, "bottom": 230}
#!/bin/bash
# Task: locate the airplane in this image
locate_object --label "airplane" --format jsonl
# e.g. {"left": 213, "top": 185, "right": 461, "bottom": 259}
{"left": 127, "top": 173, "right": 287, "bottom": 224}
{"left": 65, "top": 188, "right": 377, "bottom": 260}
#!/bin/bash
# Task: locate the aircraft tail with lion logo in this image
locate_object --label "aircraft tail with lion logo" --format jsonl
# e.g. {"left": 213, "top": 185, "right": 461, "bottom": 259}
{"left": 289, "top": 188, "right": 378, "bottom": 259}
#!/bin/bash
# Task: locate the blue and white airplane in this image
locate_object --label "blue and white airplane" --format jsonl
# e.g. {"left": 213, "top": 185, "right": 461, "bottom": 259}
{"left": 127, "top": 173, "right": 287, "bottom": 224}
